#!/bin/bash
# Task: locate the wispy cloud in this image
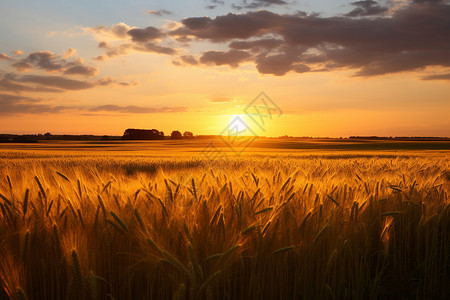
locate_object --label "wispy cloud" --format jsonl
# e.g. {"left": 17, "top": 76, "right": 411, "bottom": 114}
{"left": 0, "top": 73, "right": 137, "bottom": 94}
{"left": 11, "top": 50, "right": 99, "bottom": 77}
{"left": 90, "top": 105, "right": 187, "bottom": 113}
{"left": 232, "top": 0, "right": 289, "bottom": 10}
{"left": 0, "top": 93, "right": 187, "bottom": 115}
{"left": 345, "top": 0, "right": 389, "bottom": 17}
{"left": 0, "top": 53, "right": 11, "bottom": 60}
{"left": 147, "top": 9, "right": 173, "bottom": 16}
{"left": 0, "top": 93, "right": 71, "bottom": 114}
{"left": 19, "top": 75, "right": 96, "bottom": 90}
{"left": 421, "top": 73, "right": 450, "bottom": 81}
{"left": 209, "top": 97, "right": 236, "bottom": 103}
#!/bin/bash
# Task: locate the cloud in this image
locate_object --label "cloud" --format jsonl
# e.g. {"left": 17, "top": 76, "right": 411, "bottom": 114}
{"left": 96, "top": 40, "right": 176, "bottom": 58}
{"left": 13, "top": 50, "right": 23, "bottom": 56}
{"left": 13, "top": 51, "right": 64, "bottom": 71}
{"left": 206, "top": 0, "right": 225, "bottom": 9}
{"left": 63, "top": 48, "right": 77, "bottom": 59}
{"left": 229, "top": 38, "right": 284, "bottom": 50}
{"left": 95, "top": 42, "right": 132, "bottom": 59}
{"left": 199, "top": 50, "right": 251, "bottom": 67}
{"left": 210, "top": 97, "right": 235, "bottom": 102}
{"left": 134, "top": 43, "right": 177, "bottom": 55}
{"left": 89, "top": 105, "right": 187, "bottom": 113}
{"left": 172, "top": 54, "right": 199, "bottom": 66}
{"left": 0, "top": 72, "right": 137, "bottom": 96}
{"left": 232, "top": 0, "right": 289, "bottom": 10}
{"left": 255, "top": 53, "right": 297, "bottom": 76}
{"left": 96, "top": 77, "right": 138, "bottom": 86}
{"left": 0, "top": 76, "right": 63, "bottom": 93}
{"left": 180, "top": 55, "right": 198, "bottom": 65}
{"left": 64, "top": 65, "right": 99, "bottom": 76}
{"left": 0, "top": 53, "right": 11, "bottom": 60}
{"left": 85, "top": 22, "right": 133, "bottom": 40}
{"left": 412, "top": 0, "right": 447, "bottom": 3}
{"left": 0, "top": 93, "right": 68, "bottom": 115}
{"left": 147, "top": 9, "right": 173, "bottom": 16}
{"left": 19, "top": 75, "right": 96, "bottom": 90}
{"left": 170, "top": 1, "right": 450, "bottom": 77}
{"left": 0, "top": 93, "right": 185, "bottom": 115}
{"left": 11, "top": 50, "right": 99, "bottom": 77}
{"left": 10, "top": 61, "right": 33, "bottom": 71}
{"left": 171, "top": 12, "right": 278, "bottom": 42}
{"left": 88, "top": 24, "right": 176, "bottom": 60}
{"left": 128, "top": 26, "right": 164, "bottom": 42}
{"left": 345, "top": 0, "right": 389, "bottom": 17}
{"left": 421, "top": 73, "right": 450, "bottom": 80}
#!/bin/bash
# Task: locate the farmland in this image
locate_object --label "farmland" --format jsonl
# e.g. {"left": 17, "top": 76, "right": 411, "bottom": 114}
{"left": 0, "top": 139, "right": 449, "bottom": 299}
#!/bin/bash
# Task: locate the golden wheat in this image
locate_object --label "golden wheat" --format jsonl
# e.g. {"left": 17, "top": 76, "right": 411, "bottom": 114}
{"left": 0, "top": 152, "right": 448, "bottom": 299}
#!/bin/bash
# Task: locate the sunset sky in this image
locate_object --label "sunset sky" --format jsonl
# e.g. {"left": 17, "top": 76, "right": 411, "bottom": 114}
{"left": 1, "top": 0, "right": 449, "bottom": 137}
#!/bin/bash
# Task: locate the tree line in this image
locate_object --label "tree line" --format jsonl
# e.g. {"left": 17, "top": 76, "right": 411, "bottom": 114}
{"left": 122, "top": 129, "right": 193, "bottom": 140}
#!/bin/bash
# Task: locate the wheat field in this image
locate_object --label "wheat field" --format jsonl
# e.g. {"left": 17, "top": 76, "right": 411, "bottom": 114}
{"left": 0, "top": 148, "right": 449, "bottom": 299}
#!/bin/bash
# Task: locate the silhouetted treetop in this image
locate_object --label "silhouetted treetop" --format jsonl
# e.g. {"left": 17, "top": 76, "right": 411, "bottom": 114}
{"left": 183, "top": 131, "right": 194, "bottom": 138}
{"left": 170, "top": 131, "right": 182, "bottom": 139}
{"left": 123, "top": 129, "right": 165, "bottom": 140}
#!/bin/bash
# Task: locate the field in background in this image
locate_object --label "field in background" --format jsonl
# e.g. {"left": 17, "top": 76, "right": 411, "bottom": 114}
{"left": 0, "top": 140, "right": 449, "bottom": 299}
{"left": 1, "top": 138, "right": 450, "bottom": 154}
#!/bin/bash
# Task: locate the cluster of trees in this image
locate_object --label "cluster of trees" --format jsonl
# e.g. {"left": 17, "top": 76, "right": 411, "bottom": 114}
{"left": 123, "top": 129, "right": 194, "bottom": 140}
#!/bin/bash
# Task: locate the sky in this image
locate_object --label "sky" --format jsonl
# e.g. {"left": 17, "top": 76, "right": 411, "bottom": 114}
{"left": 0, "top": 0, "right": 449, "bottom": 137}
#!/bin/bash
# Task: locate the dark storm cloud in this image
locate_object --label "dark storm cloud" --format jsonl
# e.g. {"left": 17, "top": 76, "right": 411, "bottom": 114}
{"left": 170, "top": 1, "right": 450, "bottom": 76}
{"left": 345, "top": 1, "right": 389, "bottom": 17}
{"left": 11, "top": 51, "right": 99, "bottom": 77}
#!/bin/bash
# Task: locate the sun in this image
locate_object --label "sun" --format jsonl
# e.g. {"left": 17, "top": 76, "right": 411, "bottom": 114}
{"left": 228, "top": 114, "right": 248, "bottom": 133}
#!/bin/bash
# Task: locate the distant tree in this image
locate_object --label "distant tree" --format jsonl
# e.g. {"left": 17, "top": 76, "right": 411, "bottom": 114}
{"left": 183, "top": 131, "right": 194, "bottom": 138}
{"left": 170, "top": 131, "right": 182, "bottom": 139}
{"left": 123, "top": 129, "right": 164, "bottom": 140}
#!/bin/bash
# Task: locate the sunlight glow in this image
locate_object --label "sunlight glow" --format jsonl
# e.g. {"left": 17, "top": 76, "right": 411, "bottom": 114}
{"left": 228, "top": 115, "right": 248, "bottom": 134}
